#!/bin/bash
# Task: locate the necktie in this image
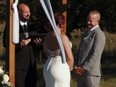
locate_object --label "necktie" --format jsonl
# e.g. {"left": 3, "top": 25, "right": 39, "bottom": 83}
{"left": 23, "top": 25, "right": 29, "bottom": 38}
{"left": 23, "top": 24, "right": 28, "bottom": 32}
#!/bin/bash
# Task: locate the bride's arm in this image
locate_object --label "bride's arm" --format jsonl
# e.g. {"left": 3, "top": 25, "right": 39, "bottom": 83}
{"left": 62, "top": 35, "right": 74, "bottom": 71}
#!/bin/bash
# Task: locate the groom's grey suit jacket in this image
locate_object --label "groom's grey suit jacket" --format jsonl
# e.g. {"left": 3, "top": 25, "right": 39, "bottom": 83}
{"left": 75, "top": 26, "right": 106, "bottom": 76}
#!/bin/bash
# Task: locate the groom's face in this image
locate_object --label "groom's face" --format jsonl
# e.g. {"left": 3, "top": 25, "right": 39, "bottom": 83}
{"left": 87, "top": 14, "right": 99, "bottom": 29}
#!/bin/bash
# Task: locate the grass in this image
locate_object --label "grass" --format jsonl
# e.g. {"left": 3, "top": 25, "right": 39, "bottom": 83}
{"left": 36, "top": 63, "right": 116, "bottom": 87}
{"left": 101, "top": 78, "right": 116, "bottom": 87}
{"left": 0, "top": 23, "right": 116, "bottom": 87}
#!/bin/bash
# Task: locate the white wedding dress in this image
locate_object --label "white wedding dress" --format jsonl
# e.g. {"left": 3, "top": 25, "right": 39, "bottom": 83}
{"left": 43, "top": 47, "right": 71, "bottom": 87}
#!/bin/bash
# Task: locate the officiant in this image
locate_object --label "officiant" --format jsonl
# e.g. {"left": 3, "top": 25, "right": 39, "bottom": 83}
{"left": 3, "top": 3, "right": 42, "bottom": 87}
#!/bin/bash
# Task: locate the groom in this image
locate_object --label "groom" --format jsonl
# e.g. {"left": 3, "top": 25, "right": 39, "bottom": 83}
{"left": 74, "top": 10, "right": 106, "bottom": 87}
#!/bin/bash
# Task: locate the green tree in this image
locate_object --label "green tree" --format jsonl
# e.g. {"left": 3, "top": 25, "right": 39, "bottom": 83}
{"left": 1, "top": 0, "right": 116, "bottom": 33}
{"left": 0, "top": 0, "right": 6, "bottom": 22}
{"left": 67, "top": 0, "right": 116, "bottom": 33}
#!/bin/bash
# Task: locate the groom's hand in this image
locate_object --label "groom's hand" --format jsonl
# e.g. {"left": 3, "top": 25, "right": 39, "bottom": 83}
{"left": 74, "top": 66, "right": 85, "bottom": 75}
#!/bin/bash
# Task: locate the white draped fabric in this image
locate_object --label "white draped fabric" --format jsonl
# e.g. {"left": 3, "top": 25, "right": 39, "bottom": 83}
{"left": 40, "top": 0, "right": 66, "bottom": 63}
{"left": 12, "top": 0, "right": 19, "bottom": 44}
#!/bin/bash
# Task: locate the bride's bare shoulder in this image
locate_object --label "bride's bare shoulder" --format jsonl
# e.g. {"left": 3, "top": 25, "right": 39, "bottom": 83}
{"left": 61, "top": 34, "right": 70, "bottom": 46}
{"left": 61, "top": 34, "right": 69, "bottom": 41}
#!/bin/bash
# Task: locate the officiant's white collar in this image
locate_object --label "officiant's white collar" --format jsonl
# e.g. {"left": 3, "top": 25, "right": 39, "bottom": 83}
{"left": 20, "top": 20, "right": 27, "bottom": 26}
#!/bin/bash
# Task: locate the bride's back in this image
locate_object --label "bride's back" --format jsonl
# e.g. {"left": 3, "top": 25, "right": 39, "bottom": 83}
{"left": 44, "top": 32, "right": 60, "bottom": 51}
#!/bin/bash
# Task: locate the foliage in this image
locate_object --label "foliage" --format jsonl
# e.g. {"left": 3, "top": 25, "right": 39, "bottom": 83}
{"left": 67, "top": 0, "right": 116, "bottom": 33}
{"left": 0, "top": 0, "right": 116, "bottom": 33}
{"left": 0, "top": 0, "right": 6, "bottom": 21}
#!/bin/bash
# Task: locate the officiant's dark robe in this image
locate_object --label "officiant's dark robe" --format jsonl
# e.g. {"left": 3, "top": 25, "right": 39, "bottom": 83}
{"left": 3, "top": 21, "right": 40, "bottom": 87}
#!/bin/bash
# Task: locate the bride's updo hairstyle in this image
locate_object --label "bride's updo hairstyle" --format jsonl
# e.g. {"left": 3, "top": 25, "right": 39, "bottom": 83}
{"left": 54, "top": 12, "right": 66, "bottom": 34}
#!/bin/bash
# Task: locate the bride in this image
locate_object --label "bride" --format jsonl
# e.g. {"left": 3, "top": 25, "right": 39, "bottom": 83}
{"left": 43, "top": 12, "right": 74, "bottom": 87}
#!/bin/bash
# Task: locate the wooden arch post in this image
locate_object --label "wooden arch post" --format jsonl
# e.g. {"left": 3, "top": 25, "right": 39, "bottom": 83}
{"left": 62, "top": 0, "right": 67, "bottom": 33}
{"left": 9, "top": 0, "right": 15, "bottom": 86}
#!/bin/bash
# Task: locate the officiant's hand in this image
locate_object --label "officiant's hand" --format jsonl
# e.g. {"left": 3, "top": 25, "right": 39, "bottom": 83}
{"left": 33, "top": 38, "right": 42, "bottom": 45}
{"left": 21, "top": 39, "right": 31, "bottom": 46}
